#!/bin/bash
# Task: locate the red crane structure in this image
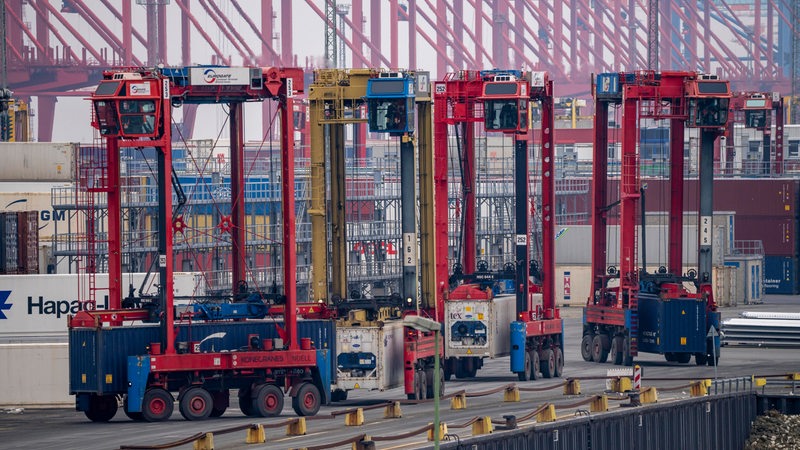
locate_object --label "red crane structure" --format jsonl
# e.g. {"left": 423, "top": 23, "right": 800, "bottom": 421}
{"left": 2, "top": 1, "right": 797, "bottom": 140}
{"left": 432, "top": 70, "right": 563, "bottom": 381}
{"left": 68, "top": 66, "right": 333, "bottom": 422}
{"left": 584, "top": 70, "right": 729, "bottom": 367}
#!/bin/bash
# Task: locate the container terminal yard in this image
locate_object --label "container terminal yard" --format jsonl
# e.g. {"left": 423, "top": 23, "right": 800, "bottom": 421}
{"left": 2, "top": 1, "right": 800, "bottom": 449}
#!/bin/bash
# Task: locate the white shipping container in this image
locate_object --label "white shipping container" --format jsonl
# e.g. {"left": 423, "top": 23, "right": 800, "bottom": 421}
{"left": 0, "top": 142, "right": 76, "bottom": 182}
{"left": 726, "top": 256, "right": 764, "bottom": 305}
{"left": 335, "top": 320, "right": 405, "bottom": 392}
{"left": 0, "top": 184, "right": 71, "bottom": 241}
{"left": 713, "top": 265, "right": 737, "bottom": 307}
{"left": 0, "top": 272, "right": 204, "bottom": 341}
{"left": 445, "top": 294, "right": 515, "bottom": 358}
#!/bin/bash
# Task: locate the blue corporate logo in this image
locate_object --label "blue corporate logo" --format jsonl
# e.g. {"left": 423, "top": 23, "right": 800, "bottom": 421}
{"left": 0, "top": 291, "right": 11, "bottom": 319}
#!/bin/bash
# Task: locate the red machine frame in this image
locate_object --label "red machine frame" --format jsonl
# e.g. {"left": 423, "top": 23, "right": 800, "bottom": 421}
{"left": 425, "top": 70, "right": 563, "bottom": 384}
{"left": 71, "top": 66, "right": 331, "bottom": 422}
{"left": 585, "top": 71, "right": 728, "bottom": 366}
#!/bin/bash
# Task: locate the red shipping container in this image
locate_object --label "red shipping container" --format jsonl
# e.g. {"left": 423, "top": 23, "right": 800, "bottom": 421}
{"left": 16, "top": 211, "right": 39, "bottom": 274}
{"left": 734, "top": 215, "right": 798, "bottom": 257}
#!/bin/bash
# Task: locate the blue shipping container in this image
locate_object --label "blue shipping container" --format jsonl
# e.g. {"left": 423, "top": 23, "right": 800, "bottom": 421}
{"left": 69, "top": 319, "right": 336, "bottom": 394}
{"left": 764, "top": 255, "right": 800, "bottom": 295}
{"left": 637, "top": 294, "right": 706, "bottom": 354}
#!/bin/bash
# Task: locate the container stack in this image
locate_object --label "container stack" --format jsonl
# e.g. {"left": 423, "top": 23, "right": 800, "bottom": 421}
{"left": 0, "top": 212, "right": 19, "bottom": 273}
{"left": 0, "top": 211, "right": 40, "bottom": 274}
{"left": 16, "top": 211, "right": 39, "bottom": 274}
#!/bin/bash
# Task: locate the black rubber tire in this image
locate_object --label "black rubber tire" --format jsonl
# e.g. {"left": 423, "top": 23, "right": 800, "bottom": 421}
{"left": 581, "top": 334, "right": 594, "bottom": 362}
{"left": 553, "top": 347, "right": 564, "bottom": 378}
{"left": 611, "top": 336, "right": 624, "bottom": 365}
{"left": 417, "top": 372, "right": 428, "bottom": 401}
{"left": 254, "top": 384, "right": 284, "bottom": 417}
{"left": 179, "top": 387, "right": 213, "bottom": 421}
{"left": 529, "top": 349, "right": 540, "bottom": 381}
{"left": 622, "top": 336, "right": 634, "bottom": 366}
{"left": 84, "top": 394, "right": 118, "bottom": 422}
{"left": 292, "top": 382, "right": 322, "bottom": 417}
{"left": 465, "top": 358, "right": 478, "bottom": 378}
{"left": 675, "top": 353, "right": 692, "bottom": 364}
{"left": 331, "top": 389, "right": 348, "bottom": 402}
{"left": 425, "top": 367, "right": 435, "bottom": 398}
{"left": 694, "top": 352, "right": 708, "bottom": 366}
{"left": 518, "top": 350, "right": 532, "bottom": 381}
{"left": 210, "top": 390, "right": 228, "bottom": 417}
{"left": 122, "top": 395, "right": 144, "bottom": 421}
{"left": 238, "top": 388, "right": 255, "bottom": 416}
{"left": 141, "top": 388, "right": 174, "bottom": 422}
{"left": 540, "top": 349, "right": 555, "bottom": 378}
{"left": 443, "top": 361, "right": 453, "bottom": 381}
{"left": 592, "top": 335, "right": 609, "bottom": 363}
{"left": 707, "top": 354, "right": 720, "bottom": 367}
{"left": 665, "top": 352, "right": 676, "bottom": 362}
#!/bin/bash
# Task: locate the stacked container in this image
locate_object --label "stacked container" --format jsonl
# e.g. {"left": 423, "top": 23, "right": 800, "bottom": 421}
{"left": 16, "top": 211, "right": 39, "bottom": 274}
{"left": 0, "top": 212, "right": 19, "bottom": 273}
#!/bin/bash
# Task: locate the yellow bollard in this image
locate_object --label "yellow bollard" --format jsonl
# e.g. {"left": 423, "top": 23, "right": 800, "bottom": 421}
{"left": 590, "top": 395, "right": 608, "bottom": 412}
{"left": 193, "top": 432, "right": 214, "bottom": 450}
{"left": 246, "top": 424, "right": 266, "bottom": 444}
{"left": 536, "top": 404, "right": 557, "bottom": 423}
{"left": 471, "top": 416, "right": 493, "bottom": 436}
{"left": 503, "top": 386, "right": 520, "bottom": 402}
{"left": 427, "top": 422, "right": 448, "bottom": 441}
{"left": 690, "top": 379, "right": 711, "bottom": 397}
{"left": 611, "top": 377, "right": 632, "bottom": 393}
{"left": 345, "top": 408, "right": 365, "bottom": 426}
{"left": 563, "top": 379, "right": 581, "bottom": 395}
{"left": 640, "top": 386, "right": 658, "bottom": 404}
{"left": 753, "top": 377, "right": 767, "bottom": 388}
{"left": 383, "top": 401, "right": 402, "bottom": 418}
{"left": 450, "top": 392, "right": 467, "bottom": 410}
{"left": 287, "top": 417, "right": 307, "bottom": 436}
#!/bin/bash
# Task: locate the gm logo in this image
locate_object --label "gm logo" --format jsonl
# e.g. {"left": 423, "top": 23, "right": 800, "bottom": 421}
{"left": 0, "top": 291, "right": 11, "bottom": 320}
{"left": 4, "top": 199, "right": 65, "bottom": 230}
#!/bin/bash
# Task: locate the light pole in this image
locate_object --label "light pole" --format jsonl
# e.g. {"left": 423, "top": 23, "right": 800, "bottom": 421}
{"left": 403, "top": 315, "right": 441, "bottom": 449}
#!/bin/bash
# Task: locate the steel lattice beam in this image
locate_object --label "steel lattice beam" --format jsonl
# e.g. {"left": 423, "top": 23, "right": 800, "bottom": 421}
{"left": 3, "top": 1, "right": 797, "bottom": 138}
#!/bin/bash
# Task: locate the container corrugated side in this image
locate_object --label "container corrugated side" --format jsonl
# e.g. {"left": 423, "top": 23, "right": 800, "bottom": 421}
{"left": 16, "top": 211, "right": 39, "bottom": 274}
{"left": 335, "top": 320, "right": 404, "bottom": 391}
{"left": 734, "top": 215, "right": 798, "bottom": 256}
{"left": 69, "top": 319, "right": 336, "bottom": 394}
{"left": 69, "top": 326, "right": 157, "bottom": 394}
{"left": 763, "top": 255, "right": 799, "bottom": 294}
{"left": 638, "top": 294, "right": 706, "bottom": 354}
{"left": 0, "top": 212, "right": 19, "bottom": 273}
{"left": 0, "top": 142, "right": 76, "bottom": 182}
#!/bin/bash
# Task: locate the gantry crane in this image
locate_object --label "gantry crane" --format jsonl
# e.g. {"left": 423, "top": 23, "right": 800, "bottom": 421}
{"left": 307, "top": 69, "right": 440, "bottom": 401}
{"left": 432, "top": 70, "right": 564, "bottom": 381}
{"left": 584, "top": 71, "right": 729, "bottom": 366}
{"left": 69, "top": 66, "right": 332, "bottom": 422}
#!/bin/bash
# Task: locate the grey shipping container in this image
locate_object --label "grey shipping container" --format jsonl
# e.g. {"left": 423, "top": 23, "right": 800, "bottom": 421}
{"left": 69, "top": 319, "right": 336, "bottom": 394}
